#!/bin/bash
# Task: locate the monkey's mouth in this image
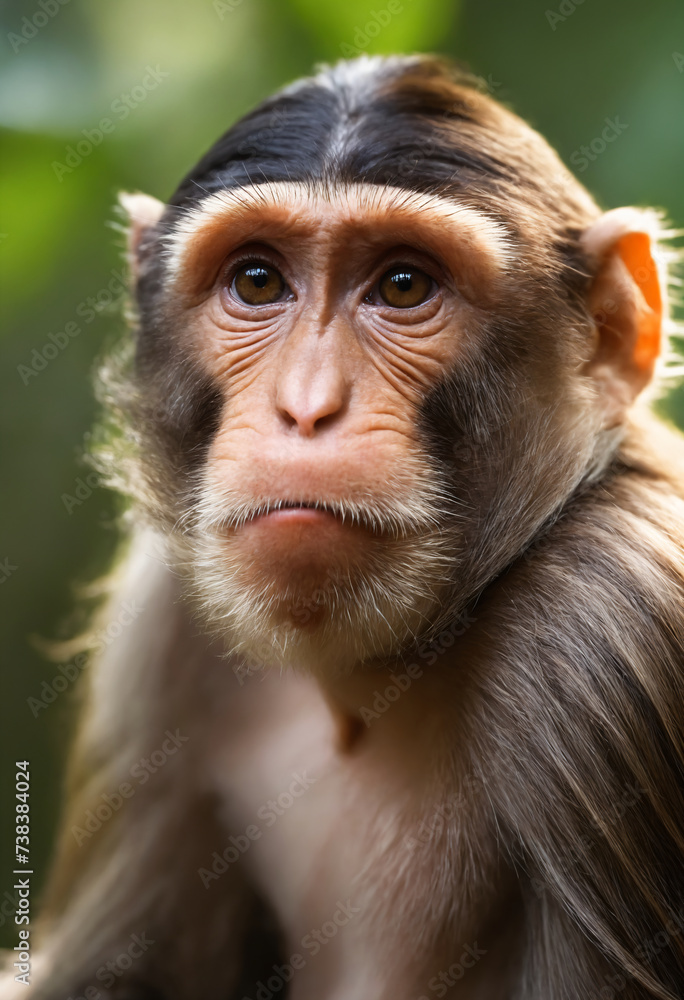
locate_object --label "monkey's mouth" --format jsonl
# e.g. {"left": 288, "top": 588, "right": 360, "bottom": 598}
{"left": 278, "top": 501, "right": 327, "bottom": 510}
{"left": 221, "top": 499, "right": 373, "bottom": 575}
{"left": 247, "top": 500, "right": 367, "bottom": 530}
{"left": 200, "top": 487, "right": 445, "bottom": 541}
{"left": 260, "top": 502, "right": 338, "bottom": 519}
{"left": 214, "top": 498, "right": 394, "bottom": 537}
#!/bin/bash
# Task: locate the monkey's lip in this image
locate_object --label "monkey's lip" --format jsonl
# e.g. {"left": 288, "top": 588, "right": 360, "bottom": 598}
{"left": 229, "top": 500, "right": 378, "bottom": 540}
{"left": 247, "top": 502, "right": 347, "bottom": 527}
{"left": 261, "top": 507, "right": 338, "bottom": 524}
{"left": 219, "top": 498, "right": 419, "bottom": 538}
{"left": 233, "top": 501, "right": 370, "bottom": 561}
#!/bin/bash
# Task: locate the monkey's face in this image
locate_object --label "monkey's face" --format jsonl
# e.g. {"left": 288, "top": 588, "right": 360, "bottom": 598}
{"left": 162, "top": 183, "right": 507, "bottom": 670}
{"left": 125, "top": 180, "right": 662, "bottom": 673}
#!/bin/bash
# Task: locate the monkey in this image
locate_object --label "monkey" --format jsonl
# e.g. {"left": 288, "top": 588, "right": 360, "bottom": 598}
{"left": 2, "top": 52, "right": 684, "bottom": 999}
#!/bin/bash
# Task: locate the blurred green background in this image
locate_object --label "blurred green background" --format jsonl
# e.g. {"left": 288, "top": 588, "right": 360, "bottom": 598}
{"left": 1, "top": 0, "right": 683, "bottom": 946}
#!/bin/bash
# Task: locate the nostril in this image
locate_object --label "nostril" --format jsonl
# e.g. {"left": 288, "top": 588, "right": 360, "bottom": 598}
{"left": 278, "top": 408, "right": 299, "bottom": 431}
{"left": 311, "top": 410, "right": 340, "bottom": 433}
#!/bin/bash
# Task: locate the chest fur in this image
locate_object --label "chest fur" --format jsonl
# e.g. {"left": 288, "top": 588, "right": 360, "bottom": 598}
{"left": 201, "top": 667, "right": 514, "bottom": 999}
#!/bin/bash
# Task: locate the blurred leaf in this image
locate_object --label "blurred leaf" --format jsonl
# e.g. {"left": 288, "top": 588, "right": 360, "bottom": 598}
{"left": 288, "top": 0, "right": 459, "bottom": 58}
{"left": 0, "top": 132, "right": 97, "bottom": 304}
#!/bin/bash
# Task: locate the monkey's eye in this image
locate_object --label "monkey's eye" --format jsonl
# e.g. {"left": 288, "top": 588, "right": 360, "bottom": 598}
{"left": 377, "top": 267, "right": 433, "bottom": 308}
{"left": 233, "top": 263, "right": 287, "bottom": 305}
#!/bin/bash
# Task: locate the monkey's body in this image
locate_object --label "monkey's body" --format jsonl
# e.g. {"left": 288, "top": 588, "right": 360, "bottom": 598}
{"left": 3, "top": 56, "right": 684, "bottom": 999}
{"left": 33, "top": 539, "right": 517, "bottom": 1000}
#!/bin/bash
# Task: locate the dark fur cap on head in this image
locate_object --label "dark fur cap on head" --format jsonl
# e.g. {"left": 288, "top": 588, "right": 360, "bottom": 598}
{"left": 169, "top": 54, "right": 597, "bottom": 234}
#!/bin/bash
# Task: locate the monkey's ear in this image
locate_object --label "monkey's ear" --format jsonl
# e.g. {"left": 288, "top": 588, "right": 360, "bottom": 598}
{"left": 118, "top": 192, "right": 166, "bottom": 277}
{"left": 581, "top": 208, "right": 665, "bottom": 425}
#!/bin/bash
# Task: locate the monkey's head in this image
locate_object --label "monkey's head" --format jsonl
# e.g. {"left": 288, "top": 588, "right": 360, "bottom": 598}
{"left": 114, "top": 56, "right": 667, "bottom": 673}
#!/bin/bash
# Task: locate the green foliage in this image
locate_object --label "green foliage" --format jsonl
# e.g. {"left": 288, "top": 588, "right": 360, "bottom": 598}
{"left": 288, "top": 0, "right": 458, "bottom": 58}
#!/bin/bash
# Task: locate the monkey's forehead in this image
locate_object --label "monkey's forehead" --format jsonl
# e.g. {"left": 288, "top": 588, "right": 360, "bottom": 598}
{"left": 162, "top": 181, "right": 514, "bottom": 296}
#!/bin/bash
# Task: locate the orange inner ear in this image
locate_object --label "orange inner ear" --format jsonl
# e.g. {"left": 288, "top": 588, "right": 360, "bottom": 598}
{"left": 615, "top": 232, "right": 662, "bottom": 373}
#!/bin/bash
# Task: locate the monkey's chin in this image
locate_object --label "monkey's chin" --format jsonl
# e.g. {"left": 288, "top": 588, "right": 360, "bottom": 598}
{"left": 188, "top": 520, "right": 454, "bottom": 677}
